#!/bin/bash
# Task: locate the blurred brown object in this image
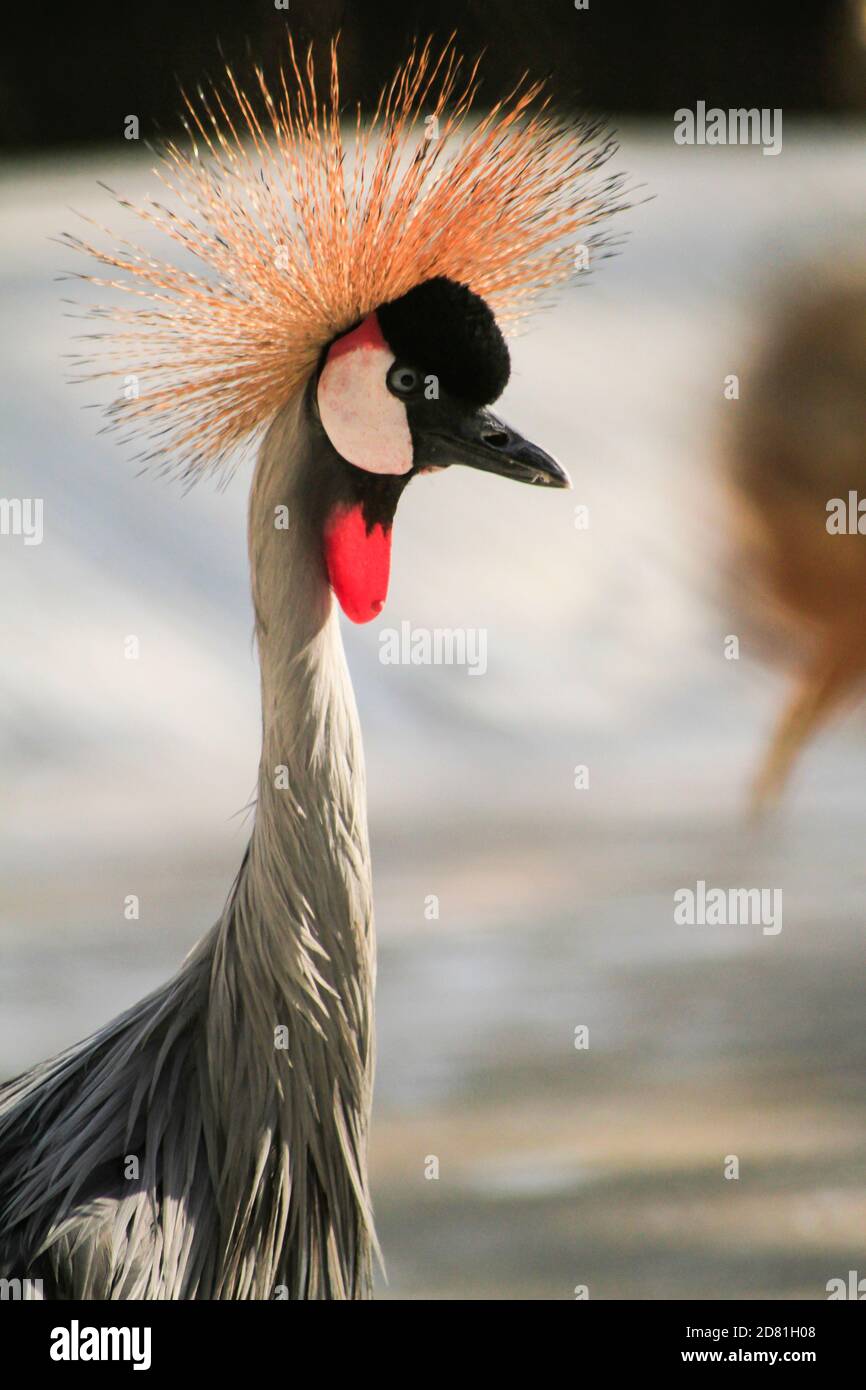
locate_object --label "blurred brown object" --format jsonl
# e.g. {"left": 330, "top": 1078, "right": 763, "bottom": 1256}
{"left": 729, "top": 264, "right": 866, "bottom": 807}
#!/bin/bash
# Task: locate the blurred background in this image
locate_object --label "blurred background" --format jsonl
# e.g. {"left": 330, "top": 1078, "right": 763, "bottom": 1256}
{"left": 2, "top": 1, "right": 866, "bottom": 1298}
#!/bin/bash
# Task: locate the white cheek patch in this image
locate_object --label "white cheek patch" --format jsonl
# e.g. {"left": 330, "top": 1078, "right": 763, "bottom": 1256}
{"left": 317, "top": 315, "right": 413, "bottom": 475}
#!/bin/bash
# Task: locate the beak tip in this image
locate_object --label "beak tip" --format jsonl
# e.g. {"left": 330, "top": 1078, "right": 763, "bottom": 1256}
{"left": 540, "top": 457, "right": 571, "bottom": 490}
{"left": 522, "top": 443, "right": 570, "bottom": 490}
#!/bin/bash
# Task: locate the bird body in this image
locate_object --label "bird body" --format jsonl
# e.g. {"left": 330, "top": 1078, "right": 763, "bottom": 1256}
{"left": 0, "top": 37, "right": 623, "bottom": 1297}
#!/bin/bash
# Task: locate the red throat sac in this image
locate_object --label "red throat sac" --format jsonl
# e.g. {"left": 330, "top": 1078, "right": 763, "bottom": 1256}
{"left": 323, "top": 503, "right": 392, "bottom": 623}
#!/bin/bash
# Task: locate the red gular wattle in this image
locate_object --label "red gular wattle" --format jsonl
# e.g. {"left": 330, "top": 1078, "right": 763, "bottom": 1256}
{"left": 323, "top": 502, "right": 392, "bottom": 623}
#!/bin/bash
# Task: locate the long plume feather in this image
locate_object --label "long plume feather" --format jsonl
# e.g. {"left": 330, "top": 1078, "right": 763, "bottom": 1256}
{"left": 61, "top": 34, "right": 627, "bottom": 481}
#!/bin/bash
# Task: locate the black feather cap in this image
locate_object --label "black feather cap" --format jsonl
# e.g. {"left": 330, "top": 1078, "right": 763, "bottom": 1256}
{"left": 377, "top": 277, "right": 510, "bottom": 407}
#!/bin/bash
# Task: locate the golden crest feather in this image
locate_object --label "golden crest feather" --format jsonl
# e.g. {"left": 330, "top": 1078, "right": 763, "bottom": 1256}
{"left": 63, "top": 35, "right": 627, "bottom": 480}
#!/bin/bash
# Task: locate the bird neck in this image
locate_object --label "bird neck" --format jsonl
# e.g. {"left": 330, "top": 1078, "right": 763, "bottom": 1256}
{"left": 244, "top": 392, "right": 373, "bottom": 940}
{"left": 226, "top": 391, "right": 375, "bottom": 1017}
{"left": 203, "top": 395, "right": 376, "bottom": 1296}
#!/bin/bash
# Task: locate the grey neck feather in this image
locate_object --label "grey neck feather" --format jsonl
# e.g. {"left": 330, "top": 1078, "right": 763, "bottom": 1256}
{"left": 205, "top": 394, "right": 378, "bottom": 1296}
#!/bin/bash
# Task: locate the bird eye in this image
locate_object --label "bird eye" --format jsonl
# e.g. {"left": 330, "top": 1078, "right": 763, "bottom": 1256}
{"left": 387, "top": 363, "right": 420, "bottom": 397}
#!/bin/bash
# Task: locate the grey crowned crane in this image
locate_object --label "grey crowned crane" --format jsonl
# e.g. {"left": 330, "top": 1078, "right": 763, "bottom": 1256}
{"left": 0, "top": 37, "right": 624, "bottom": 1298}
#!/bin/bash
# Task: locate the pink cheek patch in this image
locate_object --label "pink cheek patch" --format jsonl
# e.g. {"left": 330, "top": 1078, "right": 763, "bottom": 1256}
{"left": 317, "top": 314, "right": 413, "bottom": 476}
{"left": 324, "top": 502, "right": 392, "bottom": 624}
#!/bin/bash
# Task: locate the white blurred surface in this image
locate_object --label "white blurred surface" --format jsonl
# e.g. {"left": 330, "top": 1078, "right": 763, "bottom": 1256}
{"left": 2, "top": 123, "right": 866, "bottom": 1298}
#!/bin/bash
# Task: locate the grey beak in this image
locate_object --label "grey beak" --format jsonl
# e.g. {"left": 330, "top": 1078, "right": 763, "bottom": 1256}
{"left": 413, "top": 401, "right": 571, "bottom": 489}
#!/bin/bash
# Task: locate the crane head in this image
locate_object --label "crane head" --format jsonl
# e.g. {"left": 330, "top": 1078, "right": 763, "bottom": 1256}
{"left": 314, "top": 276, "right": 569, "bottom": 622}
{"left": 65, "top": 35, "right": 627, "bottom": 627}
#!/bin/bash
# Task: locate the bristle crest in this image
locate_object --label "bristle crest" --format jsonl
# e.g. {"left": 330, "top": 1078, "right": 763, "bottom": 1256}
{"left": 64, "top": 35, "right": 628, "bottom": 481}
